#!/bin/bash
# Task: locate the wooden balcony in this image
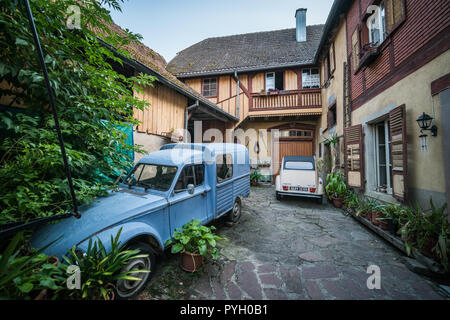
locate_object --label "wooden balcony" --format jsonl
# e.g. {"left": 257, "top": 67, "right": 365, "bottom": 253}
{"left": 249, "top": 89, "right": 322, "bottom": 112}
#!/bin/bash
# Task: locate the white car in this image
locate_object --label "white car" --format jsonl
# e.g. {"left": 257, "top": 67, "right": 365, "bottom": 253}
{"left": 275, "top": 156, "right": 324, "bottom": 203}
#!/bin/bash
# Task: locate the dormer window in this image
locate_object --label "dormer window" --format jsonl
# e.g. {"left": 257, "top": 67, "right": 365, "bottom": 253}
{"left": 202, "top": 78, "right": 217, "bottom": 97}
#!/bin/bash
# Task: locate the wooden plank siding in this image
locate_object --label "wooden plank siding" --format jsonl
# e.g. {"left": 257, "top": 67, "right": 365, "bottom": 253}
{"left": 181, "top": 67, "right": 322, "bottom": 127}
{"left": 133, "top": 83, "right": 187, "bottom": 136}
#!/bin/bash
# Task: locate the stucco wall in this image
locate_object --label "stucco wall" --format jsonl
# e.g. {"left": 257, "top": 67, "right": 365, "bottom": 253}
{"left": 133, "top": 131, "right": 171, "bottom": 162}
{"left": 351, "top": 50, "right": 450, "bottom": 208}
{"left": 318, "top": 17, "right": 348, "bottom": 172}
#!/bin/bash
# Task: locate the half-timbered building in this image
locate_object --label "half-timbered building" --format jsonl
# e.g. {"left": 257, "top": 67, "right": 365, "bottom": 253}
{"left": 168, "top": 9, "right": 325, "bottom": 181}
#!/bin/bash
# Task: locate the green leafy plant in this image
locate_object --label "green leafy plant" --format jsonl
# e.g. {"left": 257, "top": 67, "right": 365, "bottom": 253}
{"left": 344, "top": 189, "right": 359, "bottom": 209}
{"left": 0, "top": 0, "right": 155, "bottom": 224}
{"left": 324, "top": 134, "right": 339, "bottom": 148}
{"left": 61, "top": 228, "right": 150, "bottom": 300}
{"left": 0, "top": 231, "right": 65, "bottom": 299}
{"left": 380, "top": 204, "right": 405, "bottom": 223}
{"left": 325, "top": 172, "right": 347, "bottom": 200}
{"left": 398, "top": 200, "right": 449, "bottom": 270}
{"left": 250, "top": 170, "right": 263, "bottom": 183}
{"left": 165, "top": 220, "right": 222, "bottom": 259}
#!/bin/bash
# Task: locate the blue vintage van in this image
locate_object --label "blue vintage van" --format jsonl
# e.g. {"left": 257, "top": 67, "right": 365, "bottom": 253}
{"left": 31, "top": 143, "right": 250, "bottom": 298}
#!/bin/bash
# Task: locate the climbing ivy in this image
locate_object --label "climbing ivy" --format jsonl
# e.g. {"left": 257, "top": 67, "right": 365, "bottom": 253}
{"left": 0, "top": 0, "right": 155, "bottom": 224}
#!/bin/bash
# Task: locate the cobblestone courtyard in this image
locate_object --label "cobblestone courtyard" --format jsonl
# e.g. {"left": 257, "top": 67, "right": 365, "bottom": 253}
{"left": 139, "top": 186, "right": 448, "bottom": 300}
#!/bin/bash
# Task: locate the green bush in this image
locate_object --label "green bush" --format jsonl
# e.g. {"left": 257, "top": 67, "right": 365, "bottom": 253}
{"left": 0, "top": 0, "right": 155, "bottom": 224}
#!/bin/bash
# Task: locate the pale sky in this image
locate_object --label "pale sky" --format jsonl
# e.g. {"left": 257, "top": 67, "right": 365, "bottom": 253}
{"left": 109, "top": 0, "right": 334, "bottom": 63}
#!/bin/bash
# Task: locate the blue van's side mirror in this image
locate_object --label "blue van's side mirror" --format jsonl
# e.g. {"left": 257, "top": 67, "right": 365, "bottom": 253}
{"left": 187, "top": 184, "right": 195, "bottom": 195}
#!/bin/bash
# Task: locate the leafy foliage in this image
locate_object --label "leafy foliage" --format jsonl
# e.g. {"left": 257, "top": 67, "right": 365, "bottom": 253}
{"left": 0, "top": 231, "right": 66, "bottom": 299}
{"left": 325, "top": 172, "right": 347, "bottom": 200}
{"left": 165, "top": 220, "right": 222, "bottom": 260}
{"left": 398, "top": 200, "right": 449, "bottom": 270}
{"left": 250, "top": 170, "right": 263, "bottom": 182}
{"left": 0, "top": 0, "right": 155, "bottom": 224}
{"left": 0, "top": 228, "right": 149, "bottom": 300}
{"left": 61, "top": 228, "right": 149, "bottom": 300}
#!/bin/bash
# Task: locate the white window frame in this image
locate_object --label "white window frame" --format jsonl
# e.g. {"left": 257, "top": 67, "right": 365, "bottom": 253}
{"left": 367, "top": 3, "right": 386, "bottom": 46}
{"left": 302, "top": 68, "right": 320, "bottom": 89}
{"left": 374, "top": 119, "right": 392, "bottom": 194}
{"left": 265, "top": 72, "right": 275, "bottom": 91}
{"left": 202, "top": 78, "right": 217, "bottom": 97}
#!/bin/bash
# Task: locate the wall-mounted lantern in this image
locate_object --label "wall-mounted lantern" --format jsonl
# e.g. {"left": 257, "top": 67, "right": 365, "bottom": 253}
{"left": 416, "top": 112, "right": 438, "bottom": 137}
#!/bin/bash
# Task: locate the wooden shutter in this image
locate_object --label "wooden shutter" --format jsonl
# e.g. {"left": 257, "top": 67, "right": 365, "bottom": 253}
{"left": 389, "top": 104, "right": 408, "bottom": 201}
{"left": 330, "top": 43, "right": 336, "bottom": 73}
{"left": 344, "top": 124, "right": 364, "bottom": 189}
{"left": 386, "top": 0, "right": 406, "bottom": 34}
{"left": 351, "top": 27, "right": 360, "bottom": 71}
{"left": 324, "top": 56, "right": 329, "bottom": 82}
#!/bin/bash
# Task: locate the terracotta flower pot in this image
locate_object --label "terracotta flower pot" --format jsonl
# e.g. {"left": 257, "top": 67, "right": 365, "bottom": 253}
{"left": 371, "top": 211, "right": 382, "bottom": 226}
{"left": 181, "top": 251, "right": 204, "bottom": 273}
{"left": 378, "top": 219, "right": 389, "bottom": 230}
{"left": 420, "top": 236, "right": 439, "bottom": 261}
{"left": 332, "top": 197, "right": 343, "bottom": 208}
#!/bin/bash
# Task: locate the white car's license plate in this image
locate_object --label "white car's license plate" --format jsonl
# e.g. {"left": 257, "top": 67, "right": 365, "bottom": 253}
{"left": 289, "top": 187, "right": 308, "bottom": 191}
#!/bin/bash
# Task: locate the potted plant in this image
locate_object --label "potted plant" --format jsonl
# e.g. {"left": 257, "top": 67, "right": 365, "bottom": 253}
{"left": 380, "top": 204, "right": 404, "bottom": 234}
{"left": 165, "top": 220, "right": 222, "bottom": 273}
{"left": 414, "top": 200, "right": 449, "bottom": 265}
{"left": 344, "top": 189, "right": 359, "bottom": 211}
{"left": 369, "top": 200, "right": 384, "bottom": 227}
{"left": 250, "top": 170, "right": 263, "bottom": 186}
{"left": 325, "top": 172, "right": 347, "bottom": 208}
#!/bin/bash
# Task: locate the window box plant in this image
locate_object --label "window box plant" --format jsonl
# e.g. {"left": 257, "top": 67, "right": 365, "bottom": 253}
{"left": 325, "top": 172, "right": 347, "bottom": 208}
{"left": 165, "top": 220, "right": 222, "bottom": 273}
{"left": 358, "top": 42, "right": 381, "bottom": 68}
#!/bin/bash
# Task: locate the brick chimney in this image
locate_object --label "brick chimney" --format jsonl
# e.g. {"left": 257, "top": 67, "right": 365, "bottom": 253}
{"left": 295, "top": 8, "right": 307, "bottom": 42}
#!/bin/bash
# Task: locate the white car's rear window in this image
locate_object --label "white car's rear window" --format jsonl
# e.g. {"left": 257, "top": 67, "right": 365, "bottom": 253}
{"left": 285, "top": 161, "right": 314, "bottom": 170}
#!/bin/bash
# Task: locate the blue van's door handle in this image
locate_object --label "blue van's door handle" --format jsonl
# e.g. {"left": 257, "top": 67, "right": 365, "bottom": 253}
{"left": 201, "top": 190, "right": 207, "bottom": 197}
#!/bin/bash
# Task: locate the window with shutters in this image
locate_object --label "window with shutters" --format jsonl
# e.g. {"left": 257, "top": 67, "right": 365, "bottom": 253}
{"left": 367, "top": 2, "right": 387, "bottom": 46}
{"left": 344, "top": 124, "right": 364, "bottom": 189}
{"left": 351, "top": 28, "right": 360, "bottom": 71}
{"left": 389, "top": 105, "right": 407, "bottom": 201}
{"left": 385, "top": 0, "right": 406, "bottom": 34}
{"left": 373, "top": 120, "right": 393, "bottom": 194}
{"left": 329, "top": 43, "right": 336, "bottom": 74}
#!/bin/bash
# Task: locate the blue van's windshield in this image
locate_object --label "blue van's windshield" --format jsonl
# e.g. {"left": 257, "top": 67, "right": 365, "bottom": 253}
{"left": 125, "top": 164, "right": 178, "bottom": 191}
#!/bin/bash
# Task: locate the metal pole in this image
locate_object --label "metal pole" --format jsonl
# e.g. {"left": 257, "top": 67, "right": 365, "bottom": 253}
{"left": 23, "top": 0, "right": 80, "bottom": 218}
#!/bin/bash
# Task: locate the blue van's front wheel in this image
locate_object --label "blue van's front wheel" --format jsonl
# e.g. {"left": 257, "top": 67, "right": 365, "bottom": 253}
{"left": 226, "top": 198, "right": 242, "bottom": 224}
{"left": 115, "top": 243, "right": 155, "bottom": 299}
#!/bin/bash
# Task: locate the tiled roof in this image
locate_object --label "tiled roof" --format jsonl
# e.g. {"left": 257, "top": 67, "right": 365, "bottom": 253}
{"left": 102, "top": 23, "right": 238, "bottom": 121}
{"left": 167, "top": 25, "right": 325, "bottom": 77}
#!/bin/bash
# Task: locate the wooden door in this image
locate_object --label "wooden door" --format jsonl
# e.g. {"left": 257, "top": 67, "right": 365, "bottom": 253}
{"left": 273, "top": 140, "right": 313, "bottom": 178}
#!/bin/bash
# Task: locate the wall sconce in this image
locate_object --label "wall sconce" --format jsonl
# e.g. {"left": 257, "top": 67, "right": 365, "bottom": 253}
{"left": 416, "top": 112, "right": 438, "bottom": 137}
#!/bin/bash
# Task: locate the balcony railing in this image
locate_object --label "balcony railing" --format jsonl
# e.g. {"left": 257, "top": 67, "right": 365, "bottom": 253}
{"left": 250, "top": 89, "right": 321, "bottom": 111}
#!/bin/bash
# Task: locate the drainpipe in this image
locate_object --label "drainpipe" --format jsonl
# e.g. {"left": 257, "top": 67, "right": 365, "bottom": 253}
{"left": 185, "top": 100, "right": 199, "bottom": 142}
{"left": 233, "top": 71, "right": 240, "bottom": 120}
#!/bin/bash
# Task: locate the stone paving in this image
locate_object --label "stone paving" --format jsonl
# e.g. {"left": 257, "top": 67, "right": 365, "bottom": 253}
{"left": 139, "top": 186, "right": 448, "bottom": 300}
